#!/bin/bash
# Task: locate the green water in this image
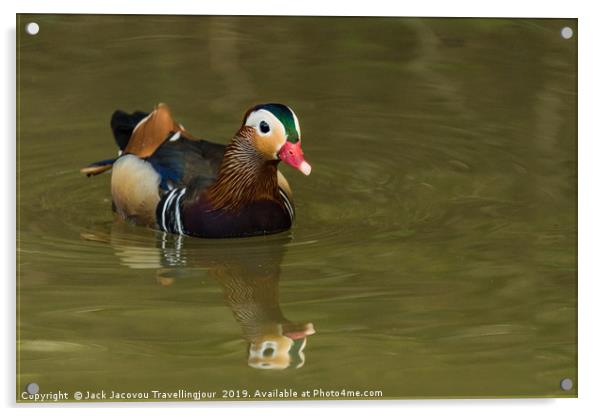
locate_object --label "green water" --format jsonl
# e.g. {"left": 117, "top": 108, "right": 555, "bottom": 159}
{"left": 17, "top": 15, "right": 577, "bottom": 400}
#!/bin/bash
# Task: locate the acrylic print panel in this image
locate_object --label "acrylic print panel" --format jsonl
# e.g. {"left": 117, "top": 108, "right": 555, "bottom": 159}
{"left": 16, "top": 14, "right": 577, "bottom": 402}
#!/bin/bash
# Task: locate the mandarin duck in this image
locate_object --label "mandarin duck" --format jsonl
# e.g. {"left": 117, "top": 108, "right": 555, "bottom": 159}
{"left": 81, "top": 103, "right": 311, "bottom": 238}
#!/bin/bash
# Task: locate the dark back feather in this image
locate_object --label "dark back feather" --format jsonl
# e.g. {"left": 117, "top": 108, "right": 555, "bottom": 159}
{"left": 147, "top": 136, "right": 226, "bottom": 192}
{"left": 110, "top": 108, "right": 226, "bottom": 194}
{"left": 110, "top": 110, "right": 149, "bottom": 151}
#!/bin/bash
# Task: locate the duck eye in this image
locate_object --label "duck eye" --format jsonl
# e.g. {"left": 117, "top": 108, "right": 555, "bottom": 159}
{"left": 259, "top": 120, "right": 270, "bottom": 134}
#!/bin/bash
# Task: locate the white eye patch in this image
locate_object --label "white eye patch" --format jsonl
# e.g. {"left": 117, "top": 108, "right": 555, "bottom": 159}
{"left": 245, "top": 109, "right": 286, "bottom": 138}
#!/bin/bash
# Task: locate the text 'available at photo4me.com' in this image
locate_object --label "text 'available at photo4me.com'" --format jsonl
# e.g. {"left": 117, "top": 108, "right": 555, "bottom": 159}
{"left": 21, "top": 387, "right": 385, "bottom": 402}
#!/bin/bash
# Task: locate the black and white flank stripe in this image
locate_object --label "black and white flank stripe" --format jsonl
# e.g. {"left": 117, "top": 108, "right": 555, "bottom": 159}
{"left": 279, "top": 188, "right": 295, "bottom": 222}
{"left": 157, "top": 187, "right": 187, "bottom": 235}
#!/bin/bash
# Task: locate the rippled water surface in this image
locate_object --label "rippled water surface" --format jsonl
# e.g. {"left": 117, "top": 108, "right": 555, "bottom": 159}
{"left": 17, "top": 15, "right": 577, "bottom": 400}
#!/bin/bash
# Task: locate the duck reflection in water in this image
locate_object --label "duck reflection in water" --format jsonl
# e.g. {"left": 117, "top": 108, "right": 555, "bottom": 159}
{"left": 82, "top": 221, "right": 315, "bottom": 370}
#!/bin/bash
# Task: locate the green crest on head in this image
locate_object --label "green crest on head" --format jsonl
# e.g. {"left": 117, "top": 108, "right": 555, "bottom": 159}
{"left": 254, "top": 103, "right": 300, "bottom": 143}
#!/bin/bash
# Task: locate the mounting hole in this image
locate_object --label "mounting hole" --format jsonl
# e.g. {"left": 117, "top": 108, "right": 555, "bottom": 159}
{"left": 25, "top": 22, "right": 40, "bottom": 36}
{"left": 25, "top": 382, "right": 39, "bottom": 394}
{"left": 560, "top": 26, "right": 573, "bottom": 40}
{"left": 560, "top": 377, "right": 574, "bottom": 391}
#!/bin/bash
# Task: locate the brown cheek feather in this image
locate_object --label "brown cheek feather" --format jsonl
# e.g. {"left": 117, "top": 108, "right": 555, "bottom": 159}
{"left": 248, "top": 127, "right": 287, "bottom": 161}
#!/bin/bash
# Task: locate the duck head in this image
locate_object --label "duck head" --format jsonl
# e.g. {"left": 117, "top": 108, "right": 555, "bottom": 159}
{"left": 247, "top": 322, "right": 316, "bottom": 370}
{"left": 242, "top": 103, "right": 312, "bottom": 176}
